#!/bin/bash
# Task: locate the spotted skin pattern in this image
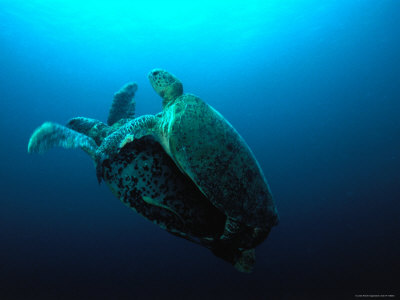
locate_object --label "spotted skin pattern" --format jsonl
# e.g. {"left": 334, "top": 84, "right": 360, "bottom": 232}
{"left": 102, "top": 136, "right": 226, "bottom": 240}
{"left": 67, "top": 117, "right": 111, "bottom": 146}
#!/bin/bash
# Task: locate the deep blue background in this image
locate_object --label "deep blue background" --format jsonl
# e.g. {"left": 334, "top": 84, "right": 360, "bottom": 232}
{"left": 1, "top": 1, "right": 399, "bottom": 299}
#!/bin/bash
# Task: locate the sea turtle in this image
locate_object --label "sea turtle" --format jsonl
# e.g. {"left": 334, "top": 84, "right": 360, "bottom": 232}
{"left": 99, "top": 69, "right": 279, "bottom": 250}
{"left": 28, "top": 82, "right": 257, "bottom": 272}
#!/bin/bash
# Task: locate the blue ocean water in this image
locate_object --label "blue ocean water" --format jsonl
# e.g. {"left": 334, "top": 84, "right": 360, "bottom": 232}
{"left": 1, "top": 0, "right": 399, "bottom": 298}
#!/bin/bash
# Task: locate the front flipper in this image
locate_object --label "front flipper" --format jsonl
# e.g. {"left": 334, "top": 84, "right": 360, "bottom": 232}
{"left": 95, "top": 115, "right": 159, "bottom": 182}
{"left": 28, "top": 122, "right": 97, "bottom": 158}
{"left": 118, "top": 114, "right": 159, "bottom": 147}
{"left": 107, "top": 82, "right": 138, "bottom": 126}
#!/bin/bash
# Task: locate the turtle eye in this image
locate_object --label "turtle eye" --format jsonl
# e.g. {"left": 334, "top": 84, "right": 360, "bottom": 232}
{"left": 153, "top": 71, "right": 160, "bottom": 76}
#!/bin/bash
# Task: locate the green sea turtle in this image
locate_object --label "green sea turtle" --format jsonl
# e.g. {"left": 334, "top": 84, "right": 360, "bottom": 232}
{"left": 28, "top": 82, "right": 258, "bottom": 272}
{"left": 100, "top": 69, "right": 279, "bottom": 250}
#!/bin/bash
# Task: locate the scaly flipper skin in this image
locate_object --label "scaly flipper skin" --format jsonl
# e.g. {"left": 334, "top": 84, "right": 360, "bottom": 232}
{"left": 94, "top": 115, "right": 159, "bottom": 182}
{"left": 108, "top": 82, "right": 138, "bottom": 126}
{"left": 28, "top": 122, "right": 97, "bottom": 158}
{"left": 67, "top": 117, "right": 111, "bottom": 146}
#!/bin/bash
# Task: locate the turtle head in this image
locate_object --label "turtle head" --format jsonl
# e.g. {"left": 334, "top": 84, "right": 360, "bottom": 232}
{"left": 148, "top": 69, "right": 183, "bottom": 107}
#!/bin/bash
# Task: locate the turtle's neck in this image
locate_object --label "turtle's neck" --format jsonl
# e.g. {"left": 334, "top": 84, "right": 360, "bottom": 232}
{"left": 162, "top": 98, "right": 170, "bottom": 108}
{"left": 162, "top": 97, "right": 176, "bottom": 109}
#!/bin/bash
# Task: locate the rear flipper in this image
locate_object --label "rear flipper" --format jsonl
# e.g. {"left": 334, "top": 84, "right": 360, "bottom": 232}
{"left": 220, "top": 217, "right": 242, "bottom": 241}
{"left": 234, "top": 249, "right": 256, "bottom": 273}
{"left": 107, "top": 82, "right": 138, "bottom": 126}
{"left": 221, "top": 217, "right": 271, "bottom": 249}
{"left": 210, "top": 242, "right": 255, "bottom": 273}
{"left": 28, "top": 122, "right": 97, "bottom": 158}
{"left": 66, "top": 117, "right": 110, "bottom": 146}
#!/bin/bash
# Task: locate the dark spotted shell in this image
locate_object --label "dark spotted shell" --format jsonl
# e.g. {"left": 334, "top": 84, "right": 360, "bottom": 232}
{"left": 102, "top": 135, "right": 226, "bottom": 239}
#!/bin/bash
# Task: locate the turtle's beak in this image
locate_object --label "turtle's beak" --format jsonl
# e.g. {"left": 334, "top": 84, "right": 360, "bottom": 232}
{"left": 150, "top": 69, "right": 161, "bottom": 76}
{"left": 148, "top": 68, "right": 163, "bottom": 82}
{"left": 148, "top": 68, "right": 163, "bottom": 95}
{"left": 149, "top": 68, "right": 162, "bottom": 76}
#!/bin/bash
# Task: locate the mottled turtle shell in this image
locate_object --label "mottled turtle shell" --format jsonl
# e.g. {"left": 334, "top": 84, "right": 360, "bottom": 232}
{"left": 159, "top": 93, "right": 279, "bottom": 230}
